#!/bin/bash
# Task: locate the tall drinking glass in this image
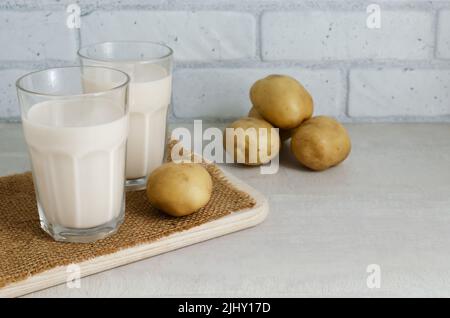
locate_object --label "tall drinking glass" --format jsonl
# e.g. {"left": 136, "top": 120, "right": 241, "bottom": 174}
{"left": 16, "top": 66, "right": 130, "bottom": 243}
{"left": 78, "top": 41, "right": 173, "bottom": 190}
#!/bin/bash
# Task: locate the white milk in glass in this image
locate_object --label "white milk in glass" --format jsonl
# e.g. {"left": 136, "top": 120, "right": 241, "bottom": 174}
{"left": 22, "top": 99, "right": 128, "bottom": 229}
{"left": 126, "top": 68, "right": 171, "bottom": 179}
{"left": 83, "top": 64, "right": 171, "bottom": 180}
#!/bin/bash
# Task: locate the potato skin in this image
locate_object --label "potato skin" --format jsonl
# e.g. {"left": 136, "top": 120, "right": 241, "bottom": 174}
{"left": 146, "top": 163, "right": 213, "bottom": 217}
{"left": 248, "top": 106, "right": 293, "bottom": 142}
{"left": 248, "top": 106, "right": 264, "bottom": 120}
{"left": 290, "top": 116, "right": 351, "bottom": 171}
{"left": 250, "top": 75, "right": 313, "bottom": 129}
{"left": 224, "top": 117, "right": 280, "bottom": 166}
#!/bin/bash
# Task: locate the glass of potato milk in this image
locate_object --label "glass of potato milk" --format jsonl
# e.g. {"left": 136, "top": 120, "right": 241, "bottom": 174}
{"left": 16, "top": 66, "right": 130, "bottom": 243}
{"left": 78, "top": 42, "right": 173, "bottom": 190}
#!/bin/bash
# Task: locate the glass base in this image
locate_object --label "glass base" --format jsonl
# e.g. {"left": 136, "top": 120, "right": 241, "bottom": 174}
{"left": 125, "top": 176, "right": 147, "bottom": 191}
{"left": 39, "top": 203, "right": 125, "bottom": 243}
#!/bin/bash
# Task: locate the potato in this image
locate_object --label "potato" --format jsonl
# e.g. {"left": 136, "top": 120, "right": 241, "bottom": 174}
{"left": 248, "top": 106, "right": 264, "bottom": 120}
{"left": 146, "top": 162, "right": 213, "bottom": 217}
{"left": 248, "top": 106, "right": 293, "bottom": 142}
{"left": 250, "top": 74, "right": 313, "bottom": 129}
{"left": 290, "top": 116, "right": 351, "bottom": 171}
{"left": 224, "top": 117, "right": 280, "bottom": 165}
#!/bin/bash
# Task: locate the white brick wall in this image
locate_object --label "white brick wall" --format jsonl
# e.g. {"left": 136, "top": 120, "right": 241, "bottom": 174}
{"left": 0, "top": 1, "right": 449, "bottom": 122}
{"left": 349, "top": 69, "right": 450, "bottom": 117}
{"left": 0, "top": 69, "right": 28, "bottom": 118}
{"left": 262, "top": 11, "right": 434, "bottom": 61}
{"left": 173, "top": 68, "right": 343, "bottom": 118}
{"left": 437, "top": 10, "right": 450, "bottom": 59}
{"left": 81, "top": 11, "right": 256, "bottom": 61}
{"left": 0, "top": 11, "right": 78, "bottom": 61}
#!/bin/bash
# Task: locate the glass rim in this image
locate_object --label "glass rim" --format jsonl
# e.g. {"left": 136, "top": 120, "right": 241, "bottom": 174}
{"left": 16, "top": 65, "right": 130, "bottom": 98}
{"left": 77, "top": 41, "right": 174, "bottom": 64}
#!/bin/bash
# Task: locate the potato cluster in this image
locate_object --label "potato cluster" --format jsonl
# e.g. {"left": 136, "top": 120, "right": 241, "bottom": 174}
{"left": 225, "top": 74, "right": 351, "bottom": 171}
{"left": 147, "top": 74, "right": 351, "bottom": 218}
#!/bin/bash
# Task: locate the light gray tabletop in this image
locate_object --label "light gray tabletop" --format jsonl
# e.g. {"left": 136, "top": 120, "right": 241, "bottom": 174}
{"left": 1, "top": 122, "right": 450, "bottom": 297}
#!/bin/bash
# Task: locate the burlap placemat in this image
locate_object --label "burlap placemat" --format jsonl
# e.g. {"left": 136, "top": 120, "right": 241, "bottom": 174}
{"left": 0, "top": 141, "right": 256, "bottom": 289}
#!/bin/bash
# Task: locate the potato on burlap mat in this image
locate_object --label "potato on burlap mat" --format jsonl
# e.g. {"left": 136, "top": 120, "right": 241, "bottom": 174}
{"left": 0, "top": 142, "right": 256, "bottom": 289}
